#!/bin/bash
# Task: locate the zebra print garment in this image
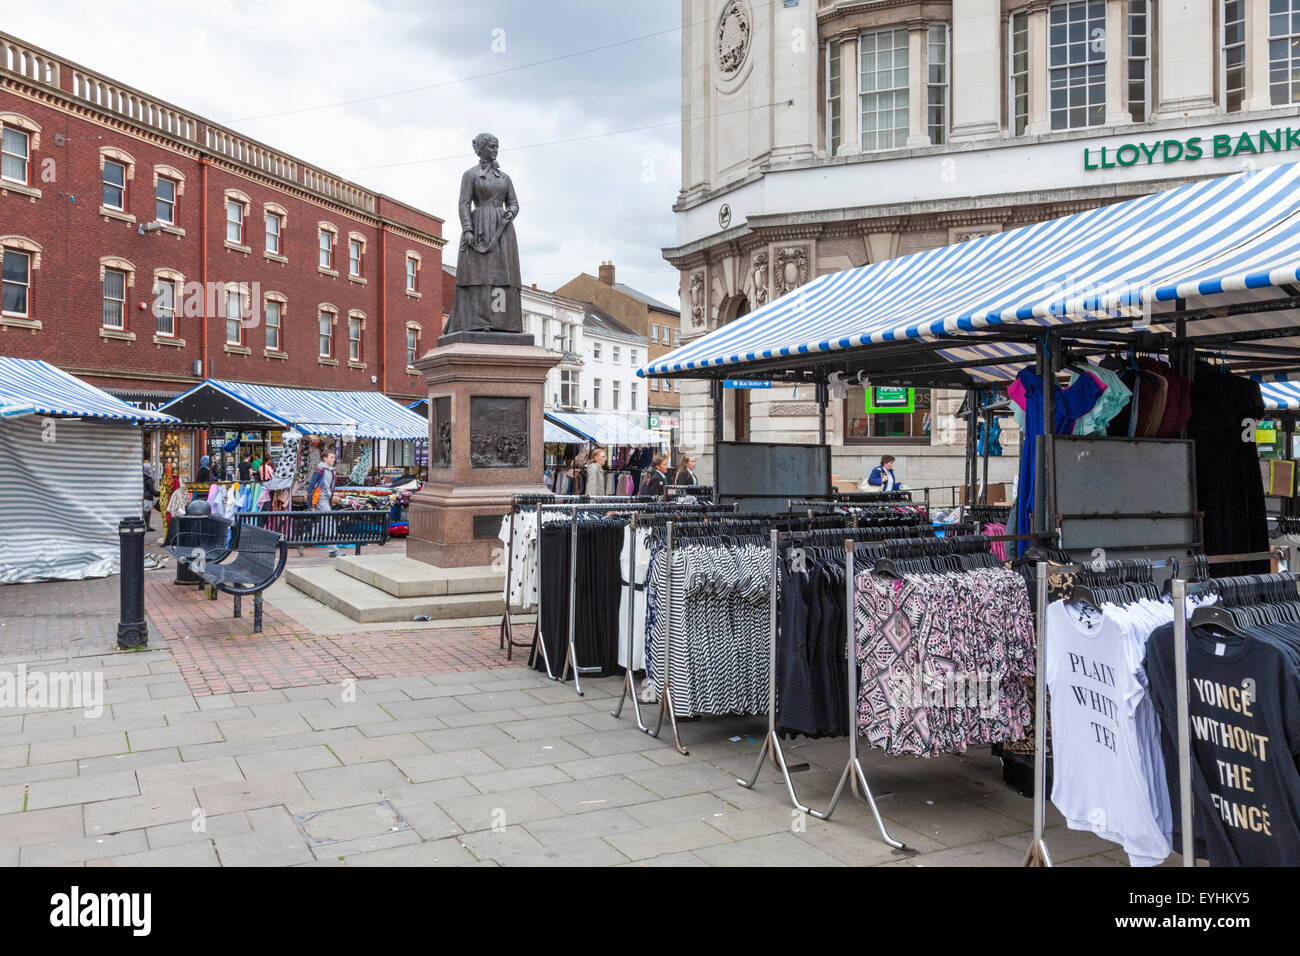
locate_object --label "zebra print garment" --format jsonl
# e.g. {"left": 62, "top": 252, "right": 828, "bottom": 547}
{"left": 645, "top": 541, "right": 772, "bottom": 718}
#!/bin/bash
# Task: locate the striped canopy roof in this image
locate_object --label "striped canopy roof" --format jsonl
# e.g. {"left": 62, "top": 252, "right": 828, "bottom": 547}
{"left": 1258, "top": 377, "right": 1300, "bottom": 410}
{"left": 159, "top": 380, "right": 426, "bottom": 440}
{"left": 545, "top": 411, "right": 666, "bottom": 447}
{"left": 642, "top": 162, "right": 1300, "bottom": 385}
{"left": 0, "top": 357, "right": 179, "bottom": 423}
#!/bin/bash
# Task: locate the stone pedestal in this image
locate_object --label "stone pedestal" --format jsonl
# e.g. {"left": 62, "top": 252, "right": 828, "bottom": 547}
{"left": 407, "top": 338, "right": 559, "bottom": 567}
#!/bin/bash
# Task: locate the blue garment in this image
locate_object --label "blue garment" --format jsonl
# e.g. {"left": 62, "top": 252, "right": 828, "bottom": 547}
{"left": 866, "top": 466, "right": 898, "bottom": 490}
{"left": 1014, "top": 367, "right": 1104, "bottom": 556}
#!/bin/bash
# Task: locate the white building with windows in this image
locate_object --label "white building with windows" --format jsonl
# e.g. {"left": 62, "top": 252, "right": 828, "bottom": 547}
{"left": 582, "top": 304, "right": 651, "bottom": 426}
{"left": 666, "top": 0, "right": 1300, "bottom": 491}
{"left": 522, "top": 285, "right": 587, "bottom": 413}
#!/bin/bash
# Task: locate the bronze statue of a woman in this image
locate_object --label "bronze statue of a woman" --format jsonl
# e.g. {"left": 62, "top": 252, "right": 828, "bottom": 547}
{"left": 444, "top": 133, "right": 523, "bottom": 334}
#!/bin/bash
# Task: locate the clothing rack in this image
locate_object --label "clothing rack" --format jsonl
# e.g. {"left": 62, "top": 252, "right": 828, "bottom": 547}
{"left": 1021, "top": 548, "right": 1285, "bottom": 868}
{"left": 498, "top": 493, "right": 656, "bottom": 659}
{"left": 757, "top": 532, "right": 1055, "bottom": 843}
{"left": 534, "top": 500, "right": 732, "bottom": 700}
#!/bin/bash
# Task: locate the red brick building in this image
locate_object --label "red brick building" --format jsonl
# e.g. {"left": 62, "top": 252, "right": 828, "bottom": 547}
{"left": 0, "top": 32, "right": 444, "bottom": 412}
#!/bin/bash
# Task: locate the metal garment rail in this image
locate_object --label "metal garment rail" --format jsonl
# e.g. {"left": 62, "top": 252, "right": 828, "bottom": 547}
{"left": 499, "top": 494, "right": 657, "bottom": 661}
{"left": 1021, "top": 547, "right": 1285, "bottom": 868}
{"left": 535, "top": 500, "right": 732, "bottom": 697}
{"left": 804, "top": 532, "right": 1056, "bottom": 846}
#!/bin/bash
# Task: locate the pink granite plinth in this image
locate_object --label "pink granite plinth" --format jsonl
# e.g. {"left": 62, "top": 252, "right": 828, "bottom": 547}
{"left": 407, "top": 341, "right": 560, "bottom": 567}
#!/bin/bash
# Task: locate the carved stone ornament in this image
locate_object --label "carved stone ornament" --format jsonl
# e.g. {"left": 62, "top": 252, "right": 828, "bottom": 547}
{"left": 688, "top": 272, "right": 706, "bottom": 328}
{"left": 717, "top": 1, "right": 752, "bottom": 79}
{"left": 775, "top": 246, "right": 808, "bottom": 296}
{"left": 751, "top": 252, "right": 769, "bottom": 307}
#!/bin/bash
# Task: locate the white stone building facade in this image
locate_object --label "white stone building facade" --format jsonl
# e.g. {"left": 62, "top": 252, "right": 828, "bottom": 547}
{"left": 582, "top": 305, "right": 652, "bottom": 424}
{"left": 521, "top": 286, "right": 586, "bottom": 413}
{"left": 665, "top": 0, "right": 1300, "bottom": 494}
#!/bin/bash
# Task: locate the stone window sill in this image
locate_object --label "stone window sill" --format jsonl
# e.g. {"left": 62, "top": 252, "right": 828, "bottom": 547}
{"left": 264, "top": 349, "right": 287, "bottom": 360}
{"left": 224, "top": 240, "right": 251, "bottom": 255}
{"left": 264, "top": 251, "right": 287, "bottom": 264}
{"left": 100, "top": 327, "right": 135, "bottom": 341}
{"left": 224, "top": 343, "right": 251, "bottom": 355}
{"left": 153, "top": 334, "right": 186, "bottom": 347}
{"left": 405, "top": 290, "right": 422, "bottom": 299}
{"left": 1, "top": 315, "right": 41, "bottom": 330}
{"left": 100, "top": 206, "right": 136, "bottom": 224}
{"left": 1, "top": 181, "right": 41, "bottom": 200}
{"left": 318, "top": 356, "right": 339, "bottom": 366}
{"left": 406, "top": 366, "right": 420, "bottom": 376}
{"left": 348, "top": 275, "right": 367, "bottom": 286}
{"left": 159, "top": 224, "right": 186, "bottom": 238}
{"left": 318, "top": 267, "right": 338, "bottom": 278}
{"left": 348, "top": 360, "right": 367, "bottom": 370}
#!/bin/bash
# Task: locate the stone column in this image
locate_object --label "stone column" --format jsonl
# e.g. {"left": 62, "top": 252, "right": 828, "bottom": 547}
{"left": 1104, "top": 0, "right": 1134, "bottom": 125}
{"left": 839, "top": 32, "right": 860, "bottom": 155}
{"left": 907, "top": 20, "right": 931, "bottom": 146}
{"left": 1154, "top": 0, "right": 1218, "bottom": 117}
{"left": 1025, "top": 2, "right": 1052, "bottom": 134}
{"left": 1244, "top": 0, "right": 1273, "bottom": 111}
{"left": 950, "top": 0, "right": 1002, "bottom": 142}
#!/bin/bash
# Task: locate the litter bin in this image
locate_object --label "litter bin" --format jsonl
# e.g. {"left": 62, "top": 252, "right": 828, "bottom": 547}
{"left": 173, "top": 499, "right": 212, "bottom": 585}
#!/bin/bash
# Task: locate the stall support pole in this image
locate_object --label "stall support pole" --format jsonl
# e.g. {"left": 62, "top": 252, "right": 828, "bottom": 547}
{"left": 736, "top": 529, "right": 819, "bottom": 814}
{"left": 711, "top": 378, "right": 723, "bottom": 503}
{"left": 1171, "top": 577, "right": 1196, "bottom": 867}
{"left": 499, "top": 505, "right": 517, "bottom": 653}
{"left": 815, "top": 541, "right": 907, "bottom": 845}
{"left": 816, "top": 381, "right": 828, "bottom": 446}
{"left": 531, "top": 509, "right": 556, "bottom": 680}
{"left": 611, "top": 513, "right": 649, "bottom": 731}
{"left": 1022, "top": 560, "right": 1053, "bottom": 867}
{"left": 962, "top": 387, "right": 977, "bottom": 521}
{"left": 562, "top": 508, "right": 601, "bottom": 696}
{"left": 650, "top": 520, "right": 688, "bottom": 755}
{"left": 1039, "top": 337, "right": 1056, "bottom": 541}
{"left": 981, "top": 391, "right": 992, "bottom": 506}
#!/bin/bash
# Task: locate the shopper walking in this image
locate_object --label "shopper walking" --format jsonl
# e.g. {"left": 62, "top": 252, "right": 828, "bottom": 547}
{"left": 238, "top": 452, "right": 253, "bottom": 482}
{"left": 585, "top": 448, "right": 608, "bottom": 496}
{"left": 306, "top": 450, "right": 340, "bottom": 557}
{"left": 641, "top": 452, "right": 670, "bottom": 498}
{"left": 861, "top": 454, "right": 902, "bottom": 492}
{"left": 673, "top": 456, "right": 698, "bottom": 486}
{"left": 196, "top": 455, "right": 212, "bottom": 483}
{"left": 141, "top": 461, "right": 157, "bottom": 531}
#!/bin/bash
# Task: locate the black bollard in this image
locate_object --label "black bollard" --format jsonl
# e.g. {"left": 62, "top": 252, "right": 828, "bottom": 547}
{"left": 117, "top": 516, "right": 148, "bottom": 649}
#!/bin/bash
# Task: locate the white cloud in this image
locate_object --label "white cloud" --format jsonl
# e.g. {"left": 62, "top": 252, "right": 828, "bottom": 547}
{"left": 5, "top": 0, "right": 684, "bottom": 307}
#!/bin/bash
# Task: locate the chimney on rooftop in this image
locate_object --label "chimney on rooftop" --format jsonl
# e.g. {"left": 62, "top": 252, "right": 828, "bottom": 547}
{"left": 598, "top": 261, "right": 615, "bottom": 286}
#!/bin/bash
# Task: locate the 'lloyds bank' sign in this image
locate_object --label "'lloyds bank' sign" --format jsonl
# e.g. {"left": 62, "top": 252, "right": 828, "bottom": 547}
{"left": 1083, "top": 128, "right": 1300, "bottom": 170}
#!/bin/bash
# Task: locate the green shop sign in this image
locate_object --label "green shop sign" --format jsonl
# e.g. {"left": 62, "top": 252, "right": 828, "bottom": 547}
{"left": 1083, "top": 128, "right": 1300, "bottom": 170}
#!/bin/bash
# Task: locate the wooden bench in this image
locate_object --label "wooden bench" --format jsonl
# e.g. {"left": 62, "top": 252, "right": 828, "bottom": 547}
{"left": 189, "top": 524, "right": 288, "bottom": 633}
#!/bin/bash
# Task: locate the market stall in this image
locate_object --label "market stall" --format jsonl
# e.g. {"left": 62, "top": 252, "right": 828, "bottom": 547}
{"left": 0, "top": 357, "right": 179, "bottom": 583}
{"left": 622, "top": 161, "right": 1300, "bottom": 867}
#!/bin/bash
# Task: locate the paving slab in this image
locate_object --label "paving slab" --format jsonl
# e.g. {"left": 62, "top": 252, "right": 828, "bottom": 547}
{"left": 605, "top": 821, "right": 731, "bottom": 861}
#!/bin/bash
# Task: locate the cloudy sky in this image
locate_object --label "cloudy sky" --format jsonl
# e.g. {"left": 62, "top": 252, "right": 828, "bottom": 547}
{"left": 6, "top": 0, "right": 684, "bottom": 306}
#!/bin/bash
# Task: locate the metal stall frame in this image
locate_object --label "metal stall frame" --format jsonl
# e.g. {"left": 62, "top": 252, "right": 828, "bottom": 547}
{"left": 1021, "top": 547, "right": 1286, "bottom": 868}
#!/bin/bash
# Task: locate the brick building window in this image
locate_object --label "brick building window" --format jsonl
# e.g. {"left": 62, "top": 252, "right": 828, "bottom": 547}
{"left": 348, "top": 234, "right": 365, "bottom": 278}
{"left": 103, "top": 161, "right": 126, "bottom": 210}
{"left": 102, "top": 270, "right": 126, "bottom": 329}
{"left": 318, "top": 223, "right": 338, "bottom": 272}
{"left": 226, "top": 200, "right": 244, "bottom": 243}
{"left": 672, "top": 328, "right": 680, "bottom": 345}
{"left": 155, "top": 178, "right": 177, "bottom": 224}
{"left": 152, "top": 269, "right": 183, "bottom": 337}
{"left": 319, "top": 308, "right": 335, "bottom": 357}
{"left": 651, "top": 378, "right": 659, "bottom": 391}
{"left": 650, "top": 324, "right": 658, "bottom": 343}
{"left": 406, "top": 326, "right": 420, "bottom": 366}
{"left": 348, "top": 315, "right": 363, "bottom": 361}
{"left": 265, "top": 298, "right": 283, "bottom": 351}
{"left": 1, "top": 127, "right": 29, "bottom": 185}
{"left": 265, "top": 211, "right": 282, "bottom": 254}
{"left": 225, "top": 287, "right": 247, "bottom": 345}
{"left": 1, "top": 250, "right": 31, "bottom": 316}
{"left": 406, "top": 255, "right": 419, "bottom": 292}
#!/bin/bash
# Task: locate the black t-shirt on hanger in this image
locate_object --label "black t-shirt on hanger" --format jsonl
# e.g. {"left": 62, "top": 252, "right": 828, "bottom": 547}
{"left": 1144, "top": 622, "right": 1300, "bottom": 866}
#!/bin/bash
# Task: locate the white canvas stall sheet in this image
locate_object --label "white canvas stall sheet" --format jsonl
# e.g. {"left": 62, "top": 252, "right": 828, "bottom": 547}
{"left": 0, "top": 417, "right": 142, "bottom": 583}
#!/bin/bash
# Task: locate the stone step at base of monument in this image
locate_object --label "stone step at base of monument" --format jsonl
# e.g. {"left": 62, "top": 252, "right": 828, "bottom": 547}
{"left": 335, "top": 554, "right": 505, "bottom": 598}
{"left": 284, "top": 566, "right": 508, "bottom": 624}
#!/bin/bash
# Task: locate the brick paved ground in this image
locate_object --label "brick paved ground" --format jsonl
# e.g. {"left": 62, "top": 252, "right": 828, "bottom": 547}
{"left": 0, "top": 545, "right": 1164, "bottom": 867}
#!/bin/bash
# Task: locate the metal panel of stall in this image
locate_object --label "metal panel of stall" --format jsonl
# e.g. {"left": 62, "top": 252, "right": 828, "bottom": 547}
{"left": 716, "top": 441, "right": 831, "bottom": 514}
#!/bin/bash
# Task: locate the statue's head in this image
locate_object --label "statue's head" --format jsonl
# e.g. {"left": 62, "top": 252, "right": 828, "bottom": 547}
{"left": 473, "top": 133, "right": 499, "bottom": 162}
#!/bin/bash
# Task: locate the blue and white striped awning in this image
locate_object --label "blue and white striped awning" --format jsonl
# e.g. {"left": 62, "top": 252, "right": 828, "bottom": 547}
{"left": 643, "top": 163, "right": 1300, "bottom": 383}
{"left": 545, "top": 419, "right": 579, "bottom": 443}
{"left": 0, "top": 357, "right": 179, "bottom": 423}
{"left": 545, "top": 411, "right": 666, "bottom": 447}
{"left": 159, "top": 380, "right": 426, "bottom": 440}
{"left": 1257, "top": 377, "right": 1300, "bottom": 410}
